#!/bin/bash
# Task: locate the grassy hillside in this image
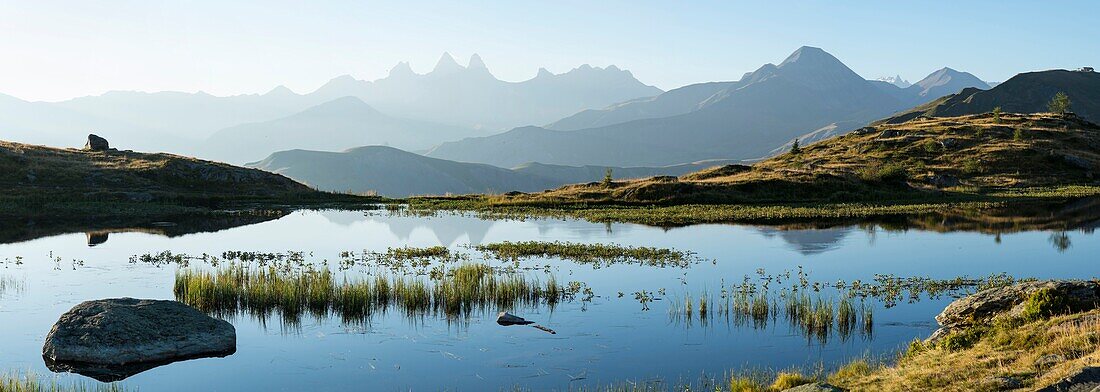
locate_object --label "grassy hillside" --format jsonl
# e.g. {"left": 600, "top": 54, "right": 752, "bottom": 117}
{"left": 0, "top": 140, "right": 364, "bottom": 217}
{"left": 408, "top": 113, "right": 1100, "bottom": 225}
{"left": 508, "top": 113, "right": 1098, "bottom": 204}
{"left": 881, "top": 69, "right": 1100, "bottom": 125}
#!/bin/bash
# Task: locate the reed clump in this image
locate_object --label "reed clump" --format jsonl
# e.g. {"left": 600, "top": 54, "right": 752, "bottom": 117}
{"left": 174, "top": 263, "right": 570, "bottom": 325}
{"left": 475, "top": 240, "right": 697, "bottom": 268}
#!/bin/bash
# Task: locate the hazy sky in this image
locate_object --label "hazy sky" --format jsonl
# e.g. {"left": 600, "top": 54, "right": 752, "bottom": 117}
{"left": 2, "top": 0, "right": 1098, "bottom": 101}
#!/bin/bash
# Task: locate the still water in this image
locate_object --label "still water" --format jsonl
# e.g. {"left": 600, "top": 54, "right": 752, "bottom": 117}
{"left": 0, "top": 209, "right": 1095, "bottom": 390}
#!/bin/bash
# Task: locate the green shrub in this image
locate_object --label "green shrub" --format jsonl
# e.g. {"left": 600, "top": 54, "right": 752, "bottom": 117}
{"left": 1021, "top": 288, "right": 1071, "bottom": 321}
{"left": 939, "top": 327, "right": 986, "bottom": 351}
{"left": 962, "top": 159, "right": 983, "bottom": 175}
{"left": 922, "top": 139, "right": 942, "bottom": 153}
{"left": 857, "top": 163, "right": 908, "bottom": 182}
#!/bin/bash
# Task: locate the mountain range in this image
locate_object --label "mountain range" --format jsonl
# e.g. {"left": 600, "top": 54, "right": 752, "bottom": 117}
{"left": 248, "top": 145, "right": 737, "bottom": 197}
{"left": 425, "top": 47, "right": 990, "bottom": 167}
{"left": 0, "top": 53, "right": 660, "bottom": 160}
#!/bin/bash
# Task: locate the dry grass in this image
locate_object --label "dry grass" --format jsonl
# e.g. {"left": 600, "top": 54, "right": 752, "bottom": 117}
{"left": 468, "top": 113, "right": 1099, "bottom": 205}
{"left": 836, "top": 310, "right": 1100, "bottom": 391}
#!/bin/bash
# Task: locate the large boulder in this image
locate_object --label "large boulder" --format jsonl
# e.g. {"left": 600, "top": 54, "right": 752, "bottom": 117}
{"left": 43, "top": 298, "right": 235, "bottom": 381}
{"left": 1036, "top": 367, "right": 1100, "bottom": 392}
{"left": 930, "top": 280, "right": 1100, "bottom": 343}
{"left": 84, "top": 134, "right": 109, "bottom": 151}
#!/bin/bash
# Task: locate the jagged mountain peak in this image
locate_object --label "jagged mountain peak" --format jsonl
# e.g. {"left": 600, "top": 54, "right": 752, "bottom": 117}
{"left": 432, "top": 52, "right": 465, "bottom": 74}
{"left": 389, "top": 61, "right": 415, "bottom": 77}
{"left": 468, "top": 53, "right": 488, "bottom": 71}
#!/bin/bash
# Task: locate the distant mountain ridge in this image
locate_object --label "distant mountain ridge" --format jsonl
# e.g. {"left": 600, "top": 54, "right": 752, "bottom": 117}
{"left": 879, "top": 69, "right": 1099, "bottom": 124}
{"left": 248, "top": 145, "right": 739, "bottom": 197}
{"left": 429, "top": 47, "right": 938, "bottom": 167}
{"left": 202, "top": 97, "right": 475, "bottom": 164}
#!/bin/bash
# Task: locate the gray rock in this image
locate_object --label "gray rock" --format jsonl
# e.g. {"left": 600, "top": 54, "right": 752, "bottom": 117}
{"left": 84, "top": 134, "right": 109, "bottom": 151}
{"left": 930, "top": 280, "right": 1100, "bottom": 344}
{"left": 1036, "top": 353, "right": 1067, "bottom": 369}
{"left": 851, "top": 126, "right": 877, "bottom": 136}
{"left": 877, "top": 130, "right": 901, "bottom": 139}
{"left": 939, "top": 138, "right": 962, "bottom": 149}
{"left": 781, "top": 382, "right": 845, "bottom": 392}
{"left": 42, "top": 298, "right": 235, "bottom": 381}
{"left": 983, "top": 375, "right": 1023, "bottom": 390}
{"left": 1036, "top": 367, "right": 1100, "bottom": 392}
{"left": 496, "top": 312, "right": 533, "bottom": 326}
{"left": 927, "top": 173, "right": 961, "bottom": 188}
{"left": 1063, "top": 154, "right": 1094, "bottom": 171}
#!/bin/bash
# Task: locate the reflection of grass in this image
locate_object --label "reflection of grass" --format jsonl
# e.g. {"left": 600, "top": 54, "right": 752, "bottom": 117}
{"left": 174, "top": 263, "right": 570, "bottom": 326}
{"left": 1, "top": 372, "right": 129, "bottom": 391}
{"left": 475, "top": 241, "right": 697, "bottom": 268}
{"left": 0, "top": 275, "right": 23, "bottom": 298}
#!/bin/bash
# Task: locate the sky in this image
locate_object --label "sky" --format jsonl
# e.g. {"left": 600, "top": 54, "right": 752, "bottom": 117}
{"left": 1, "top": 0, "right": 1098, "bottom": 102}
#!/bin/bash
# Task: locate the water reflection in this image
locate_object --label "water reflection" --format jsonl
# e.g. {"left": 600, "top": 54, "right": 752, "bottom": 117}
{"left": 0, "top": 212, "right": 288, "bottom": 245}
{"left": 44, "top": 351, "right": 236, "bottom": 383}
{"left": 756, "top": 227, "right": 852, "bottom": 255}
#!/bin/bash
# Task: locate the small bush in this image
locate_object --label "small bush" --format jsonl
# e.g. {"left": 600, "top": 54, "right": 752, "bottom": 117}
{"left": 922, "top": 139, "right": 942, "bottom": 153}
{"left": 769, "top": 372, "right": 814, "bottom": 390}
{"left": 939, "top": 327, "right": 986, "bottom": 351}
{"left": 962, "top": 159, "right": 983, "bottom": 175}
{"left": 1021, "top": 288, "right": 1072, "bottom": 321}
{"left": 857, "top": 163, "right": 908, "bottom": 182}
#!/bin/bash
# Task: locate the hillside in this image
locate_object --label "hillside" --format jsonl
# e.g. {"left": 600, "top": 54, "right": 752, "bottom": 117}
{"left": 248, "top": 145, "right": 742, "bottom": 197}
{"left": 0, "top": 138, "right": 317, "bottom": 213}
{"left": 202, "top": 97, "right": 475, "bottom": 164}
{"left": 490, "top": 113, "right": 1100, "bottom": 204}
{"left": 881, "top": 69, "right": 1100, "bottom": 124}
{"left": 426, "top": 47, "right": 925, "bottom": 167}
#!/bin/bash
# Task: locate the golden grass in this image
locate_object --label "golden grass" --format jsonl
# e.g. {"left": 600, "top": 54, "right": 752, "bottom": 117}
{"left": 834, "top": 310, "right": 1100, "bottom": 391}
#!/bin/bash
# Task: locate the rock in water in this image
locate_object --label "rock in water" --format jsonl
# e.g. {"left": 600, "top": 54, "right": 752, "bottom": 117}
{"left": 496, "top": 312, "right": 533, "bottom": 326}
{"left": 42, "top": 298, "right": 235, "bottom": 381}
{"left": 84, "top": 134, "right": 109, "bottom": 151}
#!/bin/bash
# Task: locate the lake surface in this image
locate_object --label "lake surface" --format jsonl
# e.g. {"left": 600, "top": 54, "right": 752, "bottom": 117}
{"left": 0, "top": 209, "right": 1096, "bottom": 391}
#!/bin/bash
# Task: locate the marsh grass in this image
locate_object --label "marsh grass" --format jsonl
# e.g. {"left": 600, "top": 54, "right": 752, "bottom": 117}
{"left": 475, "top": 241, "right": 698, "bottom": 268}
{"left": 0, "top": 372, "right": 130, "bottom": 392}
{"left": 174, "top": 263, "right": 571, "bottom": 326}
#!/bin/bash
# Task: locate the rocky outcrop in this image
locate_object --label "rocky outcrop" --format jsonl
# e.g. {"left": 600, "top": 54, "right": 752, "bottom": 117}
{"left": 930, "top": 280, "right": 1100, "bottom": 344}
{"left": 781, "top": 382, "right": 845, "bottom": 392}
{"left": 43, "top": 298, "right": 235, "bottom": 381}
{"left": 1036, "top": 367, "right": 1100, "bottom": 392}
{"left": 84, "top": 134, "right": 109, "bottom": 151}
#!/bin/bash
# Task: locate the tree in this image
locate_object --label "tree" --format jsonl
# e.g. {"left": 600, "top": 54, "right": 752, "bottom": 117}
{"left": 992, "top": 106, "right": 1003, "bottom": 123}
{"left": 602, "top": 168, "right": 613, "bottom": 187}
{"left": 790, "top": 138, "right": 801, "bottom": 154}
{"left": 1048, "top": 92, "right": 1071, "bottom": 115}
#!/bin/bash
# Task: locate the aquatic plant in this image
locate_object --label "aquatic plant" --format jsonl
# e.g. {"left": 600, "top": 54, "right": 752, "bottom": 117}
{"left": 174, "top": 263, "right": 573, "bottom": 326}
{"left": 475, "top": 241, "right": 698, "bottom": 268}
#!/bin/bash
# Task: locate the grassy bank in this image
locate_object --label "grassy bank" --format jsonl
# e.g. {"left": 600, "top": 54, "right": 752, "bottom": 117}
{"left": 406, "top": 185, "right": 1100, "bottom": 226}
